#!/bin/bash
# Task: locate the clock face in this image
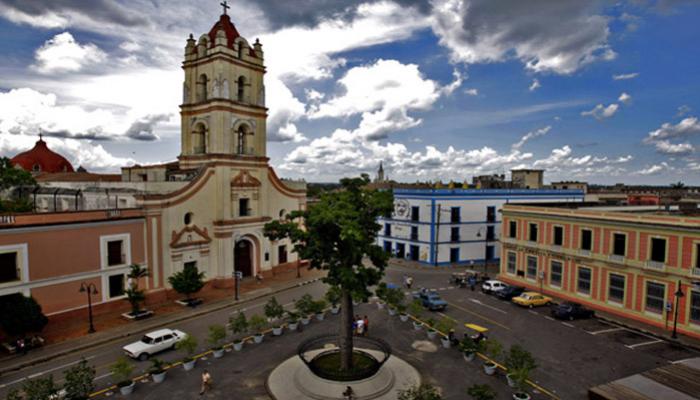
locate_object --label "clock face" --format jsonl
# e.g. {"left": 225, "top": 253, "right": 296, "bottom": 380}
{"left": 394, "top": 199, "right": 410, "bottom": 218}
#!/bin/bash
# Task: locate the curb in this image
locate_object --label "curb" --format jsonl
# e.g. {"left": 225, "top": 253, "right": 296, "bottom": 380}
{"left": 0, "top": 277, "right": 323, "bottom": 376}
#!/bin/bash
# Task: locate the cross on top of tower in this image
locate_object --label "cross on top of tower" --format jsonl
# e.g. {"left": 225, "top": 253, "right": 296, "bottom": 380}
{"left": 220, "top": 1, "right": 230, "bottom": 14}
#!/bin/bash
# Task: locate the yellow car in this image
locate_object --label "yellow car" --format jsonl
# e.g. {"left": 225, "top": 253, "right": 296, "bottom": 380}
{"left": 511, "top": 292, "right": 553, "bottom": 308}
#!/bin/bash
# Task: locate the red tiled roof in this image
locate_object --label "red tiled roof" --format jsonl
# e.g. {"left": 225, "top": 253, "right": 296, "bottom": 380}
{"left": 11, "top": 138, "right": 74, "bottom": 173}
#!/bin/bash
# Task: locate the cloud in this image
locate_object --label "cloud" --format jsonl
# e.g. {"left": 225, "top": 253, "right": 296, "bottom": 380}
{"left": 620, "top": 13, "right": 641, "bottom": 32}
{"left": 638, "top": 162, "right": 672, "bottom": 175}
{"left": 677, "top": 105, "right": 692, "bottom": 117}
{"left": 613, "top": 72, "right": 639, "bottom": 80}
{"left": 266, "top": 78, "right": 308, "bottom": 142}
{"left": 124, "top": 114, "right": 171, "bottom": 141}
{"left": 618, "top": 92, "right": 632, "bottom": 105}
{"left": 31, "top": 32, "right": 107, "bottom": 74}
{"left": 464, "top": 88, "right": 478, "bottom": 96}
{"left": 0, "top": 0, "right": 148, "bottom": 29}
{"left": 645, "top": 117, "right": 700, "bottom": 142}
{"left": 581, "top": 103, "right": 619, "bottom": 120}
{"left": 654, "top": 140, "right": 694, "bottom": 155}
{"left": 431, "top": 0, "right": 615, "bottom": 74}
{"left": 529, "top": 79, "right": 541, "bottom": 92}
{"left": 512, "top": 126, "right": 551, "bottom": 150}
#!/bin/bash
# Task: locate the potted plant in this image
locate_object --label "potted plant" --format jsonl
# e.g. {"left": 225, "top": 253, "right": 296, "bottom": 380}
{"left": 249, "top": 314, "right": 267, "bottom": 344}
{"left": 425, "top": 318, "right": 438, "bottom": 340}
{"left": 313, "top": 299, "right": 328, "bottom": 321}
{"left": 295, "top": 294, "right": 315, "bottom": 324}
{"left": 287, "top": 311, "right": 300, "bottom": 332}
{"left": 122, "top": 264, "right": 153, "bottom": 320}
{"left": 510, "top": 367, "right": 533, "bottom": 400}
{"left": 504, "top": 344, "right": 536, "bottom": 399}
{"left": 148, "top": 358, "right": 167, "bottom": 383}
{"left": 264, "top": 297, "right": 285, "bottom": 336}
{"left": 375, "top": 283, "right": 388, "bottom": 309}
{"left": 409, "top": 299, "right": 423, "bottom": 330}
{"left": 325, "top": 287, "right": 342, "bottom": 314}
{"left": 63, "top": 358, "right": 95, "bottom": 400}
{"left": 482, "top": 338, "right": 503, "bottom": 376}
{"left": 384, "top": 286, "right": 405, "bottom": 316}
{"left": 168, "top": 263, "right": 205, "bottom": 307}
{"left": 109, "top": 357, "right": 135, "bottom": 395}
{"left": 397, "top": 383, "right": 443, "bottom": 399}
{"left": 467, "top": 384, "right": 496, "bottom": 400}
{"left": 459, "top": 336, "right": 483, "bottom": 362}
{"left": 228, "top": 312, "right": 248, "bottom": 351}
{"left": 207, "top": 324, "right": 227, "bottom": 358}
{"left": 175, "top": 334, "right": 198, "bottom": 371}
{"left": 436, "top": 317, "right": 456, "bottom": 348}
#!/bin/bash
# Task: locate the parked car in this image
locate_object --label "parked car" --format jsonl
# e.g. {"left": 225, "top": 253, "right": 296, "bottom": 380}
{"left": 511, "top": 292, "right": 553, "bottom": 308}
{"left": 481, "top": 280, "right": 508, "bottom": 294}
{"left": 551, "top": 301, "right": 595, "bottom": 320}
{"left": 413, "top": 291, "right": 448, "bottom": 311}
{"left": 495, "top": 285, "right": 525, "bottom": 301}
{"left": 123, "top": 328, "right": 187, "bottom": 361}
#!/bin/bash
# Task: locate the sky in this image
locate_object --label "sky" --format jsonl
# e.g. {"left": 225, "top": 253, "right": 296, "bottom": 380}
{"left": 0, "top": 0, "right": 699, "bottom": 184}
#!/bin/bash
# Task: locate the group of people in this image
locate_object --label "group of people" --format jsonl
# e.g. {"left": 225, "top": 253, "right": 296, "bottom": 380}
{"left": 403, "top": 275, "right": 414, "bottom": 289}
{"left": 352, "top": 315, "right": 369, "bottom": 336}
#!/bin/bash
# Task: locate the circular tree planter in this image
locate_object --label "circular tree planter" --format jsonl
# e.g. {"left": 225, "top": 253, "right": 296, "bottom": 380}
{"left": 330, "top": 305, "right": 340, "bottom": 315}
{"left": 506, "top": 373, "right": 517, "bottom": 387}
{"left": 483, "top": 361, "right": 498, "bottom": 375}
{"left": 513, "top": 393, "right": 531, "bottom": 400}
{"left": 151, "top": 371, "right": 166, "bottom": 383}
{"left": 212, "top": 348, "right": 225, "bottom": 358}
{"left": 233, "top": 341, "right": 244, "bottom": 351}
{"left": 399, "top": 313, "right": 409, "bottom": 322}
{"left": 119, "top": 382, "right": 135, "bottom": 395}
{"left": 254, "top": 333, "right": 264, "bottom": 344}
{"left": 427, "top": 329, "right": 438, "bottom": 340}
{"left": 412, "top": 321, "right": 423, "bottom": 330}
{"left": 288, "top": 321, "right": 299, "bottom": 331}
{"left": 315, "top": 312, "right": 325, "bottom": 321}
{"left": 183, "top": 359, "right": 196, "bottom": 371}
{"left": 272, "top": 326, "right": 284, "bottom": 336}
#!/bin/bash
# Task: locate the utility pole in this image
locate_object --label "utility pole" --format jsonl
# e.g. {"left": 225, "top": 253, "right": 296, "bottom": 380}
{"left": 434, "top": 204, "right": 441, "bottom": 266}
{"left": 672, "top": 279, "right": 684, "bottom": 339}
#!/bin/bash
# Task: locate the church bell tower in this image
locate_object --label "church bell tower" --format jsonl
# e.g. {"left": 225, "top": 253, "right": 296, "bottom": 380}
{"left": 179, "top": 3, "right": 267, "bottom": 168}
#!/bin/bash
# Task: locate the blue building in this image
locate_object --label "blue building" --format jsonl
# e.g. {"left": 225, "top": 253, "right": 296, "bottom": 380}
{"left": 377, "top": 188, "right": 584, "bottom": 266}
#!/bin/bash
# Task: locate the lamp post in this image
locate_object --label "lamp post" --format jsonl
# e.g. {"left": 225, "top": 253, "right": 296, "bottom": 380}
{"left": 476, "top": 227, "right": 488, "bottom": 274}
{"left": 672, "top": 280, "right": 684, "bottom": 339}
{"left": 78, "top": 282, "right": 98, "bottom": 334}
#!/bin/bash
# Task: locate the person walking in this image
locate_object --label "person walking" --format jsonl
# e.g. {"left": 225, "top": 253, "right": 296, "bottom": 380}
{"left": 356, "top": 316, "right": 365, "bottom": 336}
{"left": 406, "top": 276, "right": 413, "bottom": 289}
{"left": 363, "top": 315, "right": 369, "bottom": 336}
{"left": 200, "top": 369, "right": 212, "bottom": 395}
{"left": 16, "top": 338, "right": 26, "bottom": 355}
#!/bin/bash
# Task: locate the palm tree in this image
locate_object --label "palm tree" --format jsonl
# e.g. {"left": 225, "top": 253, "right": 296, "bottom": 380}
{"left": 125, "top": 264, "right": 149, "bottom": 315}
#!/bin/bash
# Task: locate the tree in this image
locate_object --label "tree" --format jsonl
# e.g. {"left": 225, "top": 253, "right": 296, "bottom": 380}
{"left": 398, "top": 383, "right": 443, "bottom": 400}
{"left": 0, "top": 293, "right": 48, "bottom": 337}
{"left": 466, "top": 384, "right": 496, "bottom": 400}
{"left": 0, "top": 157, "right": 36, "bottom": 191}
{"left": 125, "top": 264, "right": 149, "bottom": 315}
{"left": 264, "top": 174, "right": 393, "bottom": 371}
{"left": 22, "top": 375, "right": 58, "bottom": 400}
{"left": 63, "top": 358, "right": 95, "bottom": 400}
{"left": 671, "top": 181, "right": 685, "bottom": 189}
{"left": 264, "top": 297, "right": 285, "bottom": 322}
{"left": 168, "top": 263, "right": 205, "bottom": 301}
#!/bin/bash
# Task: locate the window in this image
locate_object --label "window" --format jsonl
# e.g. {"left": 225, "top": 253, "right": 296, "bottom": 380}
{"left": 650, "top": 238, "right": 666, "bottom": 263}
{"left": 383, "top": 241, "right": 392, "bottom": 253}
{"left": 450, "top": 248, "right": 459, "bottom": 263}
{"left": 553, "top": 226, "right": 563, "bottom": 246}
{"left": 509, "top": 221, "right": 517, "bottom": 239}
{"left": 486, "top": 226, "right": 495, "bottom": 241}
{"left": 507, "top": 252, "right": 516, "bottom": 274}
{"left": 577, "top": 267, "right": 591, "bottom": 295}
{"left": 526, "top": 256, "right": 537, "bottom": 279}
{"left": 184, "top": 261, "right": 197, "bottom": 270}
{"left": 196, "top": 74, "right": 208, "bottom": 102}
{"left": 239, "top": 198, "right": 250, "bottom": 217}
{"left": 550, "top": 261, "right": 563, "bottom": 287}
{"left": 0, "top": 253, "right": 19, "bottom": 283}
{"left": 237, "top": 126, "right": 247, "bottom": 154}
{"left": 696, "top": 243, "right": 700, "bottom": 269}
{"left": 278, "top": 245, "right": 287, "bottom": 264}
{"left": 409, "top": 245, "right": 419, "bottom": 261}
{"left": 107, "top": 240, "right": 124, "bottom": 266}
{"left": 108, "top": 274, "right": 125, "bottom": 298}
{"left": 384, "top": 223, "right": 391, "bottom": 237}
{"left": 486, "top": 206, "right": 496, "bottom": 222}
{"left": 237, "top": 76, "right": 246, "bottom": 102}
{"left": 690, "top": 291, "right": 700, "bottom": 324}
{"left": 581, "top": 229, "right": 592, "bottom": 251}
{"left": 410, "top": 226, "right": 418, "bottom": 241}
{"left": 645, "top": 281, "right": 665, "bottom": 313}
{"left": 184, "top": 212, "right": 193, "bottom": 226}
{"left": 609, "top": 274, "right": 625, "bottom": 303}
{"left": 529, "top": 223, "right": 538, "bottom": 242}
{"left": 451, "top": 227, "right": 459, "bottom": 242}
{"left": 411, "top": 206, "right": 420, "bottom": 222}
{"left": 613, "top": 233, "right": 626, "bottom": 256}
{"left": 450, "top": 207, "right": 460, "bottom": 223}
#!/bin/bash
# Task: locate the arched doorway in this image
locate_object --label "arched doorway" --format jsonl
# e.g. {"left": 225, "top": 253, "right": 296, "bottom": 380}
{"left": 234, "top": 239, "right": 253, "bottom": 277}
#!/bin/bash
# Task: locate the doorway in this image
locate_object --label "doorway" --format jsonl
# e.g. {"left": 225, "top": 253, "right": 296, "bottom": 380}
{"left": 235, "top": 240, "right": 253, "bottom": 277}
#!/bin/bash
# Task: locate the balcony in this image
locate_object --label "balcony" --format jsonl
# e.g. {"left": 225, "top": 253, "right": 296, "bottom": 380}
{"left": 692, "top": 267, "right": 700, "bottom": 277}
{"left": 579, "top": 249, "right": 591, "bottom": 257}
{"left": 608, "top": 254, "right": 625, "bottom": 263}
{"left": 645, "top": 260, "right": 665, "bottom": 272}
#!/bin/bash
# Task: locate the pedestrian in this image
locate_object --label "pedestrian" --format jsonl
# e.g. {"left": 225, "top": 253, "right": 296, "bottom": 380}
{"left": 468, "top": 276, "right": 476, "bottom": 291}
{"left": 351, "top": 318, "right": 357, "bottom": 336}
{"left": 363, "top": 315, "right": 369, "bottom": 336}
{"left": 200, "top": 369, "right": 212, "bottom": 395}
{"left": 356, "top": 316, "right": 365, "bottom": 336}
{"left": 255, "top": 273, "right": 263, "bottom": 284}
{"left": 406, "top": 276, "right": 413, "bottom": 289}
{"left": 17, "top": 338, "right": 26, "bottom": 355}
{"left": 343, "top": 386, "right": 355, "bottom": 400}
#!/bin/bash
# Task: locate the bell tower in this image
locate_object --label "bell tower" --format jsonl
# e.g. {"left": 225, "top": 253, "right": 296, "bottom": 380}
{"left": 179, "top": 6, "right": 267, "bottom": 168}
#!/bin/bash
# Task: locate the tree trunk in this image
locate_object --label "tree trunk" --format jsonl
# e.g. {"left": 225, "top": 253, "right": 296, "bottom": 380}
{"left": 339, "top": 288, "right": 354, "bottom": 371}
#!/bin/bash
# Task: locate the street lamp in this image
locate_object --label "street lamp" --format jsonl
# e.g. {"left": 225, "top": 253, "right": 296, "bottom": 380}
{"left": 78, "top": 282, "right": 98, "bottom": 334}
{"left": 672, "top": 280, "right": 684, "bottom": 339}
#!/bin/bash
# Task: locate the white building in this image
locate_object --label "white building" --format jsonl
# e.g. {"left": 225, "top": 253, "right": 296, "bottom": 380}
{"left": 377, "top": 188, "right": 584, "bottom": 266}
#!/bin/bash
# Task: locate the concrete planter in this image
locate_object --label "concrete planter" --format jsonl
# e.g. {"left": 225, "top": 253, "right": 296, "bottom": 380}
{"left": 119, "top": 382, "right": 135, "bottom": 395}
{"left": 463, "top": 352, "right": 476, "bottom": 362}
{"left": 213, "top": 348, "right": 225, "bottom": 358}
{"left": 315, "top": 312, "right": 325, "bottom": 321}
{"left": 427, "top": 329, "right": 437, "bottom": 340}
{"left": 288, "top": 321, "right": 299, "bottom": 331}
{"left": 388, "top": 308, "right": 397, "bottom": 316}
{"left": 399, "top": 313, "right": 409, "bottom": 322}
{"left": 413, "top": 321, "right": 423, "bottom": 330}
{"left": 233, "top": 341, "right": 244, "bottom": 351}
{"left": 440, "top": 337, "right": 451, "bottom": 349}
{"left": 301, "top": 316, "right": 311, "bottom": 325}
{"left": 183, "top": 359, "right": 196, "bottom": 371}
{"left": 483, "top": 361, "right": 498, "bottom": 375}
{"left": 151, "top": 371, "right": 166, "bottom": 383}
{"left": 121, "top": 310, "right": 154, "bottom": 321}
{"left": 272, "top": 326, "right": 283, "bottom": 336}
{"left": 254, "top": 333, "right": 264, "bottom": 344}
{"left": 330, "top": 306, "right": 340, "bottom": 315}
{"left": 513, "top": 392, "right": 531, "bottom": 400}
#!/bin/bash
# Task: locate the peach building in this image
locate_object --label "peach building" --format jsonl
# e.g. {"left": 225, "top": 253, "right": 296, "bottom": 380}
{"left": 499, "top": 203, "right": 700, "bottom": 339}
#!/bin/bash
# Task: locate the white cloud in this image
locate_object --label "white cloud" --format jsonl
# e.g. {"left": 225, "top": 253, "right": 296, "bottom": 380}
{"left": 645, "top": 117, "right": 700, "bottom": 142}
{"left": 464, "top": 88, "right": 478, "bottom": 96}
{"left": 654, "top": 140, "right": 694, "bottom": 155}
{"left": 529, "top": 79, "right": 541, "bottom": 92}
{"left": 431, "top": 0, "right": 614, "bottom": 75}
{"left": 612, "top": 72, "right": 639, "bottom": 80}
{"left": 677, "top": 105, "right": 692, "bottom": 117}
{"left": 32, "top": 32, "right": 107, "bottom": 74}
{"left": 305, "top": 89, "right": 325, "bottom": 102}
{"left": 512, "top": 126, "right": 551, "bottom": 150}
{"left": 618, "top": 92, "right": 632, "bottom": 105}
{"left": 581, "top": 103, "right": 619, "bottom": 120}
{"left": 266, "top": 78, "right": 308, "bottom": 142}
{"left": 638, "top": 162, "right": 671, "bottom": 175}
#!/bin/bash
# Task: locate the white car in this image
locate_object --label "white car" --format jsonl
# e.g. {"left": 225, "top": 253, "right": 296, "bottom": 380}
{"left": 481, "top": 280, "right": 508, "bottom": 294}
{"left": 123, "top": 328, "right": 187, "bottom": 361}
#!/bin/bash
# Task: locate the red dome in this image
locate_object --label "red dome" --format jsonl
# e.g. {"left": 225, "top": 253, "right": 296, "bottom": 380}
{"left": 11, "top": 137, "right": 74, "bottom": 174}
{"left": 207, "top": 14, "right": 257, "bottom": 57}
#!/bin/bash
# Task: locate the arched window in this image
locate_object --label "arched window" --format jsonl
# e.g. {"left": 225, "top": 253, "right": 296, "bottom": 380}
{"left": 237, "top": 76, "right": 245, "bottom": 102}
{"left": 196, "top": 74, "right": 209, "bottom": 102}
{"left": 237, "top": 42, "right": 243, "bottom": 59}
{"left": 236, "top": 125, "right": 247, "bottom": 155}
{"left": 192, "top": 123, "right": 206, "bottom": 154}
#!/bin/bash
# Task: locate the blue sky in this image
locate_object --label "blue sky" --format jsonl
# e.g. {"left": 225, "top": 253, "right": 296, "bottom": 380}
{"left": 0, "top": 1, "right": 699, "bottom": 184}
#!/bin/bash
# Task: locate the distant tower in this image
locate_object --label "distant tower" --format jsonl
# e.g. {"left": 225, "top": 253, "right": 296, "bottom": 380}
{"left": 376, "top": 161, "right": 385, "bottom": 183}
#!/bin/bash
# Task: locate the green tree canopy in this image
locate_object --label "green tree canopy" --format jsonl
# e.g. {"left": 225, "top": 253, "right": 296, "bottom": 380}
{"left": 0, "top": 293, "right": 48, "bottom": 337}
{"left": 168, "top": 263, "right": 205, "bottom": 301}
{"left": 0, "top": 157, "right": 36, "bottom": 191}
{"left": 264, "top": 174, "right": 393, "bottom": 370}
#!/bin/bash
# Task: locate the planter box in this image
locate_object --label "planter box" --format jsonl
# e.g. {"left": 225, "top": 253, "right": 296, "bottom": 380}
{"left": 388, "top": 308, "right": 397, "bottom": 316}
{"left": 233, "top": 341, "right": 243, "bottom": 351}
{"left": 427, "top": 330, "right": 437, "bottom": 340}
{"left": 463, "top": 352, "right": 476, "bottom": 362}
{"left": 288, "top": 322, "right": 299, "bottom": 331}
{"left": 513, "top": 393, "right": 531, "bottom": 400}
{"left": 399, "top": 313, "right": 409, "bottom": 322}
{"left": 413, "top": 322, "right": 423, "bottom": 330}
{"left": 183, "top": 359, "right": 196, "bottom": 371}
{"left": 272, "top": 326, "right": 283, "bottom": 336}
{"left": 440, "top": 338, "right": 451, "bottom": 349}
{"left": 253, "top": 334, "right": 264, "bottom": 344}
{"left": 330, "top": 306, "right": 340, "bottom": 315}
{"left": 175, "top": 298, "right": 203, "bottom": 307}
{"left": 152, "top": 371, "right": 166, "bottom": 383}
{"left": 301, "top": 317, "right": 311, "bottom": 325}
{"left": 121, "top": 310, "right": 154, "bottom": 321}
{"left": 213, "top": 348, "right": 225, "bottom": 358}
{"left": 119, "top": 382, "right": 135, "bottom": 396}
{"left": 483, "top": 362, "right": 497, "bottom": 375}
{"left": 315, "top": 312, "right": 325, "bottom": 321}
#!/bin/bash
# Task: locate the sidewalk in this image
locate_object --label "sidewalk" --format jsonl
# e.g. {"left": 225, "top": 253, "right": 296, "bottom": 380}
{"left": 0, "top": 268, "right": 325, "bottom": 376}
{"left": 389, "top": 257, "right": 501, "bottom": 274}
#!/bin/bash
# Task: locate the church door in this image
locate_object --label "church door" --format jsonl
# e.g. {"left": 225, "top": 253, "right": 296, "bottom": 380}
{"left": 234, "top": 240, "right": 253, "bottom": 277}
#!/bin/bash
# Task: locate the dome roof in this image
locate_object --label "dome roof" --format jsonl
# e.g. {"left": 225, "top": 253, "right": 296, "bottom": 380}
{"left": 207, "top": 14, "right": 257, "bottom": 56}
{"left": 11, "top": 137, "right": 74, "bottom": 174}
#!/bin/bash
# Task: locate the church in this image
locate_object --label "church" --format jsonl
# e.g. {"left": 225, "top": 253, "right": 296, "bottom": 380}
{"left": 0, "top": 8, "right": 305, "bottom": 317}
